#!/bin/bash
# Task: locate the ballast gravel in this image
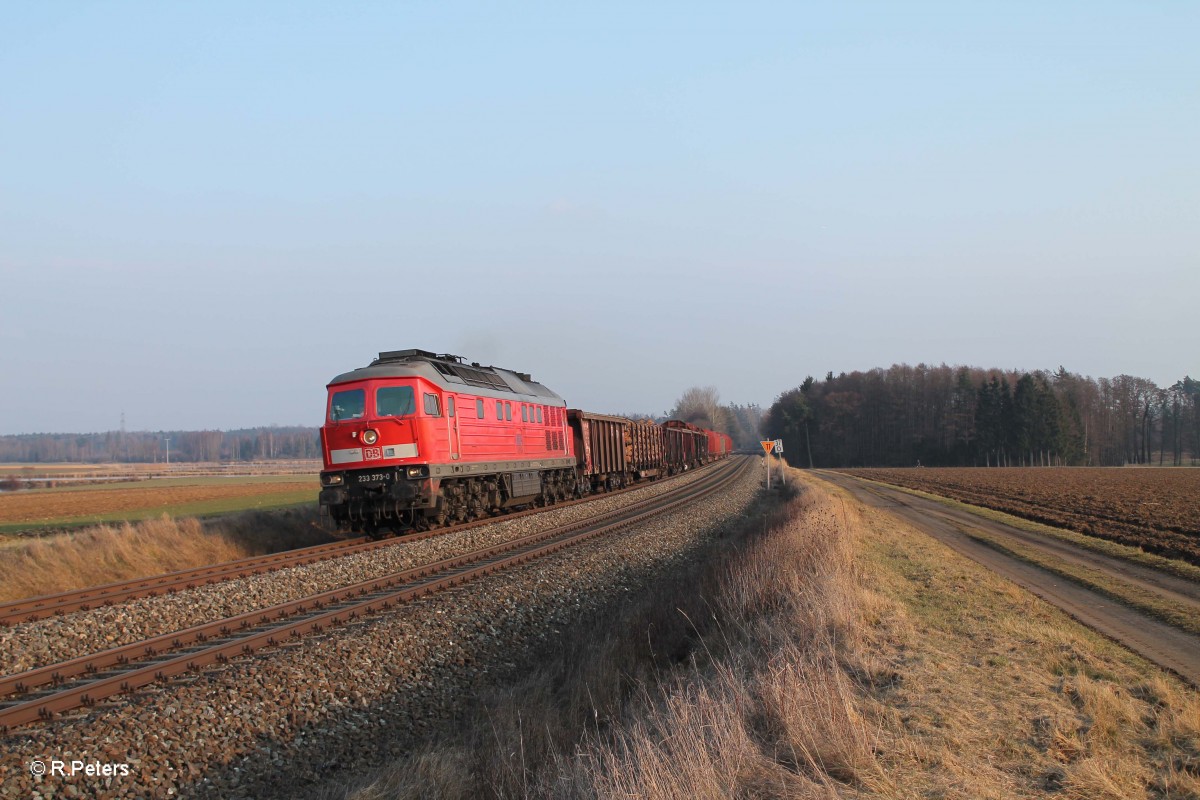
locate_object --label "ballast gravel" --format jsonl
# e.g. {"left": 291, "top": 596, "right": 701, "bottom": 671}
{"left": 0, "top": 460, "right": 760, "bottom": 800}
{"left": 0, "top": 466, "right": 718, "bottom": 676}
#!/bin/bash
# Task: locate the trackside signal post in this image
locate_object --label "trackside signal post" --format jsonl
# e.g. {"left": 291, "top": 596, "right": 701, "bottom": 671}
{"left": 760, "top": 440, "right": 775, "bottom": 488}
{"left": 774, "top": 439, "right": 784, "bottom": 485}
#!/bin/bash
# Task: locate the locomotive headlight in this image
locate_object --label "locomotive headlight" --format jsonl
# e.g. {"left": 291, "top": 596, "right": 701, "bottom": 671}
{"left": 321, "top": 473, "right": 344, "bottom": 486}
{"left": 362, "top": 429, "right": 379, "bottom": 445}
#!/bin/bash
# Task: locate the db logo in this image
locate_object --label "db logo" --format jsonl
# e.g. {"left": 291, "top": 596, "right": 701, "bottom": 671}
{"left": 363, "top": 447, "right": 382, "bottom": 460}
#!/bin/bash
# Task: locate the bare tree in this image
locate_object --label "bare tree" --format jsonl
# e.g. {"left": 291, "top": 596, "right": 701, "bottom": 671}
{"left": 671, "top": 386, "right": 726, "bottom": 431}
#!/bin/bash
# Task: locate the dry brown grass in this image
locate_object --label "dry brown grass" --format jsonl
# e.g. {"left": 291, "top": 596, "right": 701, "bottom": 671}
{"left": 572, "top": 478, "right": 890, "bottom": 799}
{"left": 0, "top": 508, "right": 331, "bottom": 602}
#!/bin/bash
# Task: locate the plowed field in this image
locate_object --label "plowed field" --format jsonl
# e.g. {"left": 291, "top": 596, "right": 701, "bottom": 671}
{"left": 0, "top": 477, "right": 316, "bottom": 531}
{"left": 840, "top": 468, "right": 1200, "bottom": 565}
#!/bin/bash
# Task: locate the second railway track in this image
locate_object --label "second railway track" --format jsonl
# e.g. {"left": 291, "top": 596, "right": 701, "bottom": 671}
{"left": 0, "top": 457, "right": 750, "bottom": 731}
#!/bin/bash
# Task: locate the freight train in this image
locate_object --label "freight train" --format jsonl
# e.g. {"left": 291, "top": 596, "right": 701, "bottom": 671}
{"left": 318, "top": 349, "right": 733, "bottom": 537}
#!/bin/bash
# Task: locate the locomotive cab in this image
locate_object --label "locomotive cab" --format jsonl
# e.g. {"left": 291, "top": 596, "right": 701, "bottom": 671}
{"left": 319, "top": 378, "right": 432, "bottom": 535}
{"left": 323, "top": 380, "right": 422, "bottom": 465}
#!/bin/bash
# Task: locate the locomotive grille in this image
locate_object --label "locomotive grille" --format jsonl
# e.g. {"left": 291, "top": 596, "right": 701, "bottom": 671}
{"left": 430, "top": 360, "right": 512, "bottom": 391}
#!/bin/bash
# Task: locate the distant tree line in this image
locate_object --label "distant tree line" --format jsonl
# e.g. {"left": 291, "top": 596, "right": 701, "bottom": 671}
{"left": 762, "top": 365, "right": 1200, "bottom": 468}
{"left": 0, "top": 427, "right": 321, "bottom": 463}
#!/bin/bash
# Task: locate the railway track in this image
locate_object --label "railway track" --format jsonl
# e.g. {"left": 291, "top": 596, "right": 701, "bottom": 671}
{"left": 0, "top": 469, "right": 712, "bottom": 626}
{"left": 0, "top": 457, "right": 748, "bottom": 731}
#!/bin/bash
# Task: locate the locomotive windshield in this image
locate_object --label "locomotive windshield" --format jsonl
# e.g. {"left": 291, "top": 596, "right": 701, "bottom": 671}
{"left": 377, "top": 386, "right": 416, "bottom": 417}
{"left": 329, "top": 388, "right": 366, "bottom": 422}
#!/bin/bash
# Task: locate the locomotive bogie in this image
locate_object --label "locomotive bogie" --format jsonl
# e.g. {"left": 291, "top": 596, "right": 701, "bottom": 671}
{"left": 322, "top": 463, "right": 579, "bottom": 537}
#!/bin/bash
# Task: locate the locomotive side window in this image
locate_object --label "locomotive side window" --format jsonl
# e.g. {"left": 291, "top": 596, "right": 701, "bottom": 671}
{"left": 505, "top": 402, "right": 512, "bottom": 421}
{"left": 476, "top": 399, "right": 484, "bottom": 418}
{"left": 496, "top": 400, "right": 503, "bottom": 419}
{"left": 448, "top": 397, "right": 455, "bottom": 417}
{"left": 376, "top": 386, "right": 415, "bottom": 418}
{"left": 521, "top": 405, "right": 528, "bottom": 422}
{"left": 536, "top": 407, "right": 543, "bottom": 424}
{"left": 329, "top": 389, "right": 365, "bottom": 422}
{"left": 424, "top": 393, "right": 442, "bottom": 417}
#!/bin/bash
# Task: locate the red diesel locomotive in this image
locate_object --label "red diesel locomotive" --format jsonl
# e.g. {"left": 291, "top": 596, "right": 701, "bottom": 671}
{"left": 319, "top": 349, "right": 733, "bottom": 536}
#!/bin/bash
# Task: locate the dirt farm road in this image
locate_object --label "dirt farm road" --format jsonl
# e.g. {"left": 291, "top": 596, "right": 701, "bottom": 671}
{"left": 814, "top": 471, "right": 1200, "bottom": 686}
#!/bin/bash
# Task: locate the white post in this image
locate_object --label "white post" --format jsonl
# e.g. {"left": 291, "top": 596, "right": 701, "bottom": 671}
{"left": 766, "top": 453, "right": 770, "bottom": 489}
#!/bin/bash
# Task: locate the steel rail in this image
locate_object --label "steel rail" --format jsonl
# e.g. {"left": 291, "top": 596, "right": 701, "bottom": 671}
{"left": 0, "top": 465, "right": 718, "bottom": 626}
{"left": 0, "top": 457, "right": 748, "bottom": 731}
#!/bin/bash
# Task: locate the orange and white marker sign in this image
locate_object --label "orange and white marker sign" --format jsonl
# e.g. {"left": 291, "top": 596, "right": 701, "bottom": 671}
{"left": 760, "top": 440, "right": 775, "bottom": 488}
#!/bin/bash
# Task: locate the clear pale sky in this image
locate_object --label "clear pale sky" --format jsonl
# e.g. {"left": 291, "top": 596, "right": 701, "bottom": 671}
{"left": 2, "top": 2, "right": 1196, "bottom": 434}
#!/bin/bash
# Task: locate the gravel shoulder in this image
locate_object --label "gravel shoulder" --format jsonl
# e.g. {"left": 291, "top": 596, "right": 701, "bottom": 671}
{"left": 816, "top": 470, "right": 1200, "bottom": 685}
{"left": 1, "top": 458, "right": 761, "bottom": 800}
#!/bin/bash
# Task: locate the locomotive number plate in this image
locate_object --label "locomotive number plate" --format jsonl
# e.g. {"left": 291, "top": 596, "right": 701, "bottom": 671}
{"left": 356, "top": 472, "right": 392, "bottom": 485}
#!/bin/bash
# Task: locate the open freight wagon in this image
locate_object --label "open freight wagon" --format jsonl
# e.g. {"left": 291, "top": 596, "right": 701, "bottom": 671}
{"left": 663, "top": 419, "right": 709, "bottom": 471}
{"left": 569, "top": 411, "right": 717, "bottom": 493}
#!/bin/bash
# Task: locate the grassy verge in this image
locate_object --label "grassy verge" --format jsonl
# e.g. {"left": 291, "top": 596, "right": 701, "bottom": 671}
{"left": 337, "top": 469, "right": 1200, "bottom": 800}
{"left": 842, "top": 473, "right": 1200, "bottom": 585}
{"left": 0, "top": 508, "right": 334, "bottom": 602}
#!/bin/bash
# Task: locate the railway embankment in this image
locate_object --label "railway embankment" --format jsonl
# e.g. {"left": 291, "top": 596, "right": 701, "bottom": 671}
{"left": 0, "top": 461, "right": 760, "bottom": 799}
